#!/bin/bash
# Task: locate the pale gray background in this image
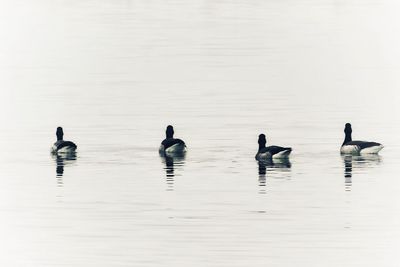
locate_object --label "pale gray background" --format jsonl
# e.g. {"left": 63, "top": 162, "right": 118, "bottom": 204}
{"left": 0, "top": 0, "right": 399, "bottom": 266}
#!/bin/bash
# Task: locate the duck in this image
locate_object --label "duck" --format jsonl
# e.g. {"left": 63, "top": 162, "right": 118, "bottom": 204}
{"left": 340, "top": 123, "right": 383, "bottom": 154}
{"left": 255, "top": 134, "right": 292, "bottom": 160}
{"left": 159, "top": 125, "right": 186, "bottom": 155}
{"left": 51, "top": 127, "right": 77, "bottom": 153}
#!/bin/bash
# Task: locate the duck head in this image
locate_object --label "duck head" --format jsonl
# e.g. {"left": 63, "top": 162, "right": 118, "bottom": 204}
{"left": 56, "top": 127, "right": 64, "bottom": 141}
{"left": 343, "top": 123, "right": 352, "bottom": 145}
{"left": 258, "top": 134, "right": 266, "bottom": 150}
{"left": 166, "top": 125, "right": 174, "bottom": 139}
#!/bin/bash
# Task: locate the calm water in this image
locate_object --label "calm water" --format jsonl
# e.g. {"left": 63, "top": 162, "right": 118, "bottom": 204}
{"left": 1, "top": 0, "right": 400, "bottom": 266}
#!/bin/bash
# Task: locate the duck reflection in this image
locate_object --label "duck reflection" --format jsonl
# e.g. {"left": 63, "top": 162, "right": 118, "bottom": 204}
{"left": 342, "top": 154, "right": 381, "bottom": 191}
{"left": 258, "top": 159, "right": 291, "bottom": 193}
{"left": 52, "top": 152, "right": 77, "bottom": 187}
{"left": 160, "top": 153, "right": 186, "bottom": 191}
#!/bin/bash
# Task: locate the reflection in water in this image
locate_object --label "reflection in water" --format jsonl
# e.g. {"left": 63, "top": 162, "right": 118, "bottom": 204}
{"left": 342, "top": 155, "right": 381, "bottom": 191}
{"left": 344, "top": 156, "right": 353, "bottom": 191}
{"left": 52, "top": 152, "right": 77, "bottom": 187}
{"left": 160, "top": 153, "right": 186, "bottom": 191}
{"left": 257, "top": 159, "right": 291, "bottom": 194}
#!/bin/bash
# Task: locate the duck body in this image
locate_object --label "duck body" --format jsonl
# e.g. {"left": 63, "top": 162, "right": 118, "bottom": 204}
{"left": 52, "top": 140, "right": 77, "bottom": 153}
{"left": 159, "top": 138, "right": 186, "bottom": 154}
{"left": 256, "top": 146, "right": 292, "bottom": 160}
{"left": 51, "top": 127, "right": 77, "bottom": 154}
{"left": 159, "top": 125, "right": 187, "bottom": 155}
{"left": 340, "top": 123, "right": 383, "bottom": 155}
{"left": 341, "top": 141, "right": 383, "bottom": 155}
{"left": 255, "top": 134, "right": 292, "bottom": 161}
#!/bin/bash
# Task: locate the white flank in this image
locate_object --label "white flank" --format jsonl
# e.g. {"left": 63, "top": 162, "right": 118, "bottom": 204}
{"left": 272, "top": 149, "right": 291, "bottom": 159}
{"left": 340, "top": 145, "right": 360, "bottom": 154}
{"left": 57, "top": 146, "right": 76, "bottom": 153}
{"left": 165, "top": 143, "right": 186, "bottom": 154}
{"left": 360, "top": 145, "right": 384, "bottom": 154}
{"left": 51, "top": 144, "right": 76, "bottom": 154}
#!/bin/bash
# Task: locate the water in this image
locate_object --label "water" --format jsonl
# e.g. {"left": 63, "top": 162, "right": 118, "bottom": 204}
{"left": 1, "top": 0, "right": 400, "bottom": 266}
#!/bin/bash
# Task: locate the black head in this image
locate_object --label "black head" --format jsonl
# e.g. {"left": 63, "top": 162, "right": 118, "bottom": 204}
{"left": 343, "top": 123, "right": 353, "bottom": 145}
{"left": 56, "top": 127, "right": 64, "bottom": 141}
{"left": 166, "top": 125, "right": 174, "bottom": 138}
{"left": 344, "top": 123, "right": 352, "bottom": 135}
{"left": 258, "top": 134, "right": 266, "bottom": 148}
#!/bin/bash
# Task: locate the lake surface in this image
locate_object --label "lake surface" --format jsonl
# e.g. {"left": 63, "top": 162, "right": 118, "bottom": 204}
{"left": 1, "top": 0, "right": 400, "bottom": 266}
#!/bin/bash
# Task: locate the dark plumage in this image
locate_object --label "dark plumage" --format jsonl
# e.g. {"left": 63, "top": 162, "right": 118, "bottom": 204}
{"left": 159, "top": 125, "right": 186, "bottom": 155}
{"left": 258, "top": 146, "right": 292, "bottom": 156}
{"left": 161, "top": 138, "right": 185, "bottom": 150}
{"left": 344, "top": 141, "right": 381, "bottom": 150}
{"left": 255, "top": 134, "right": 292, "bottom": 160}
{"left": 51, "top": 127, "right": 77, "bottom": 153}
{"left": 53, "top": 141, "right": 77, "bottom": 151}
{"left": 340, "top": 123, "right": 383, "bottom": 154}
